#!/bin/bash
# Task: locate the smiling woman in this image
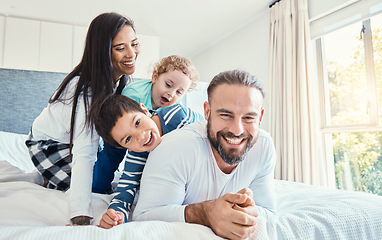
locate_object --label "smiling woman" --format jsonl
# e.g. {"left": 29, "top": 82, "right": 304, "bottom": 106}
{"left": 111, "top": 25, "right": 140, "bottom": 80}
{"left": 22, "top": 12, "right": 141, "bottom": 226}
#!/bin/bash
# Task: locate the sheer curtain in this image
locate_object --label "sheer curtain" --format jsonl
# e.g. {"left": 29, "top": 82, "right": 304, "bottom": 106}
{"left": 268, "top": 0, "right": 328, "bottom": 186}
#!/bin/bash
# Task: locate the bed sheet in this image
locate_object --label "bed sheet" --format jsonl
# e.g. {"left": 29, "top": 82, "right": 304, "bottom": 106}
{"left": 267, "top": 179, "right": 382, "bottom": 239}
{"left": 0, "top": 131, "right": 34, "bottom": 172}
{"left": 0, "top": 131, "right": 223, "bottom": 239}
{"left": 1, "top": 131, "right": 382, "bottom": 240}
{"left": 0, "top": 161, "right": 222, "bottom": 240}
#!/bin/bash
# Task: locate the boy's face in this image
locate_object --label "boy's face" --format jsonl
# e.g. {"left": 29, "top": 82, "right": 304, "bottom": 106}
{"left": 151, "top": 69, "right": 192, "bottom": 110}
{"left": 110, "top": 107, "right": 161, "bottom": 152}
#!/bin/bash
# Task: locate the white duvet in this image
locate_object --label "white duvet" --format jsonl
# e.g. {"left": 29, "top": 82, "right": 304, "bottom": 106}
{"left": 1, "top": 131, "right": 382, "bottom": 240}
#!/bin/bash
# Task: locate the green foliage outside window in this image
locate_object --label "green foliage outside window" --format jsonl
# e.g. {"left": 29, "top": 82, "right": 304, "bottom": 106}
{"left": 328, "top": 27, "right": 382, "bottom": 196}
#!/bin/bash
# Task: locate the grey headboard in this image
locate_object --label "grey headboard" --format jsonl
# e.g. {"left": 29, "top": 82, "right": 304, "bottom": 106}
{"left": 0, "top": 68, "right": 67, "bottom": 134}
{"left": 0, "top": 67, "right": 203, "bottom": 135}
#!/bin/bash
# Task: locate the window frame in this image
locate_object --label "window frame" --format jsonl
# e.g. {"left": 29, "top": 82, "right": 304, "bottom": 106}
{"left": 315, "top": 16, "right": 381, "bottom": 189}
{"left": 316, "top": 18, "right": 379, "bottom": 133}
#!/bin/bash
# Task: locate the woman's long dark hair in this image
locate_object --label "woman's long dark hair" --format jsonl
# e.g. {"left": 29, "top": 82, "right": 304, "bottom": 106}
{"left": 49, "top": 12, "right": 135, "bottom": 158}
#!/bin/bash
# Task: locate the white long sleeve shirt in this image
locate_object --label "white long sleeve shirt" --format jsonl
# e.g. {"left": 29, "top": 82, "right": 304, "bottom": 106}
{"left": 31, "top": 76, "right": 99, "bottom": 219}
{"left": 133, "top": 120, "right": 276, "bottom": 222}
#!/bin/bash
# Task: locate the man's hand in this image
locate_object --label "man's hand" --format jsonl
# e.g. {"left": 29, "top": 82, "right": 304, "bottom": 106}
{"left": 98, "top": 209, "right": 124, "bottom": 229}
{"left": 185, "top": 189, "right": 258, "bottom": 240}
{"left": 232, "top": 188, "right": 259, "bottom": 218}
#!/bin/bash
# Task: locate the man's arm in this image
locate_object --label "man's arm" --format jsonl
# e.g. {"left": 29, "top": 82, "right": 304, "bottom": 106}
{"left": 185, "top": 188, "right": 258, "bottom": 240}
{"left": 248, "top": 133, "right": 277, "bottom": 218}
{"left": 132, "top": 133, "right": 196, "bottom": 222}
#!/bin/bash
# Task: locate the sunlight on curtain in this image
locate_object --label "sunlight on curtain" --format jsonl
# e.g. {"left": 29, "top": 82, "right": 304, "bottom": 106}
{"left": 268, "top": 0, "right": 329, "bottom": 186}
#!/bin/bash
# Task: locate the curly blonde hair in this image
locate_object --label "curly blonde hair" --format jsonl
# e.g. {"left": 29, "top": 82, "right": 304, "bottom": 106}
{"left": 153, "top": 55, "right": 199, "bottom": 91}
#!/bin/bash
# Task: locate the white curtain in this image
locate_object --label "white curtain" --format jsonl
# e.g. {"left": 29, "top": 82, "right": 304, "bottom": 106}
{"left": 268, "top": 0, "right": 327, "bottom": 186}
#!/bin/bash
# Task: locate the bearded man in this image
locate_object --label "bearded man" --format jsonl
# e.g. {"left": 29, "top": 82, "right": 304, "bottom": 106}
{"left": 133, "top": 69, "right": 276, "bottom": 240}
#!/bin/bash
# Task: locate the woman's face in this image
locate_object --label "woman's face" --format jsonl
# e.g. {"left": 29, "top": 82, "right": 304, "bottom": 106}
{"left": 111, "top": 25, "right": 140, "bottom": 81}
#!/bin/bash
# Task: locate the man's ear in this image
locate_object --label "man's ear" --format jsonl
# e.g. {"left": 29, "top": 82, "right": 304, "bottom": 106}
{"left": 151, "top": 70, "right": 158, "bottom": 84}
{"left": 203, "top": 101, "right": 210, "bottom": 120}
{"left": 140, "top": 103, "right": 150, "bottom": 116}
{"left": 259, "top": 107, "right": 264, "bottom": 125}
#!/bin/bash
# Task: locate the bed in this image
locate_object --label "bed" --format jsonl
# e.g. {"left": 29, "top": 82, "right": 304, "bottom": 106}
{"left": 1, "top": 69, "right": 382, "bottom": 239}
{"left": 1, "top": 131, "right": 382, "bottom": 240}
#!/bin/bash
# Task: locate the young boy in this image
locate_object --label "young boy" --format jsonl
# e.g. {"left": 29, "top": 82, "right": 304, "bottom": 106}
{"left": 92, "top": 55, "right": 199, "bottom": 194}
{"left": 122, "top": 55, "right": 199, "bottom": 110}
{"left": 94, "top": 94, "right": 204, "bottom": 229}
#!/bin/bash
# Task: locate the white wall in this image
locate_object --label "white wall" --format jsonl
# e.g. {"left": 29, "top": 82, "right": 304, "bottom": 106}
{"left": 3, "top": 17, "right": 41, "bottom": 71}
{"left": 190, "top": 0, "right": 371, "bottom": 132}
{"left": 191, "top": 11, "right": 270, "bottom": 131}
{"left": 0, "top": 16, "right": 5, "bottom": 67}
{"left": 309, "top": 0, "right": 382, "bottom": 39}
{"left": 135, "top": 34, "right": 160, "bottom": 79}
{"left": 0, "top": 15, "right": 159, "bottom": 79}
{"left": 308, "top": 0, "right": 359, "bottom": 21}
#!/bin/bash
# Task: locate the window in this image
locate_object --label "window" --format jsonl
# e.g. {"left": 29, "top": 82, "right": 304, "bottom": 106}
{"left": 316, "top": 13, "right": 382, "bottom": 195}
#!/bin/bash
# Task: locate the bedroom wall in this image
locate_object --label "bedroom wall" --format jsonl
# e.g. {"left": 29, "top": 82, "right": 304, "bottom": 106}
{"left": 0, "top": 15, "right": 160, "bottom": 79}
{"left": 191, "top": 11, "right": 270, "bottom": 131}
{"left": 190, "top": 0, "right": 365, "bottom": 132}
{"left": 0, "top": 15, "right": 160, "bottom": 134}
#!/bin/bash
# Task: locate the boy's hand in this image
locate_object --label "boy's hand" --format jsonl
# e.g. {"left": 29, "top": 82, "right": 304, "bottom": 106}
{"left": 98, "top": 209, "right": 124, "bottom": 229}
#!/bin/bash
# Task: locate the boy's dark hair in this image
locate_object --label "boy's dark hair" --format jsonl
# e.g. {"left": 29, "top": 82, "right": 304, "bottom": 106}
{"left": 95, "top": 95, "right": 145, "bottom": 148}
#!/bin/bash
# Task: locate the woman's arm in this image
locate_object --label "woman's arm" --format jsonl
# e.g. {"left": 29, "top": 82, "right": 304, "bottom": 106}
{"left": 69, "top": 93, "right": 100, "bottom": 224}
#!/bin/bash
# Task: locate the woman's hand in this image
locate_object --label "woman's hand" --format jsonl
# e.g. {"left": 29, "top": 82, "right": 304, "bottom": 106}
{"left": 70, "top": 215, "right": 92, "bottom": 226}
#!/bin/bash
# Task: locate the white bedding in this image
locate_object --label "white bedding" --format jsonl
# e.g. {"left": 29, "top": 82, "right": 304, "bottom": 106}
{"left": 1, "top": 131, "right": 382, "bottom": 240}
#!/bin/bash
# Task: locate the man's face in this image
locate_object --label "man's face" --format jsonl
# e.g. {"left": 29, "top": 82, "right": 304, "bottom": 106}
{"left": 204, "top": 83, "right": 264, "bottom": 166}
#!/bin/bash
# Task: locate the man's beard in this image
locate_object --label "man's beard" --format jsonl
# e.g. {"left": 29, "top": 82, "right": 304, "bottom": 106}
{"left": 207, "top": 119, "right": 256, "bottom": 165}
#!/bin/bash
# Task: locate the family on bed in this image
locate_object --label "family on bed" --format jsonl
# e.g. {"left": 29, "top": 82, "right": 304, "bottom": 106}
{"left": 23, "top": 12, "right": 276, "bottom": 240}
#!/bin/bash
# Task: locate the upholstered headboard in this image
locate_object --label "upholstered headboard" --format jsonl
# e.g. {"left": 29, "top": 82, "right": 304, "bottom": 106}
{"left": 0, "top": 68, "right": 66, "bottom": 134}
{"left": 0, "top": 67, "right": 207, "bottom": 135}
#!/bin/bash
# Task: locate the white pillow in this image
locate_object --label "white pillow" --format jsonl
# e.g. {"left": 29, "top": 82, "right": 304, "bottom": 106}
{"left": 0, "top": 131, "right": 35, "bottom": 172}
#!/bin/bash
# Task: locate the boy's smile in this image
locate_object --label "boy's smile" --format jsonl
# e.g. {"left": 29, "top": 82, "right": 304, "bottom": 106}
{"left": 142, "top": 131, "right": 155, "bottom": 148}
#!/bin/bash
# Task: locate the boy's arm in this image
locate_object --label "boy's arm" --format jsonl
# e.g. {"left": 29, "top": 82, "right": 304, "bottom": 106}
{"left": 108, "top": 150, "right": 149, "bottom": 222}
{"left": 157, "top": 104, "right": 204, "bottom": 135}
